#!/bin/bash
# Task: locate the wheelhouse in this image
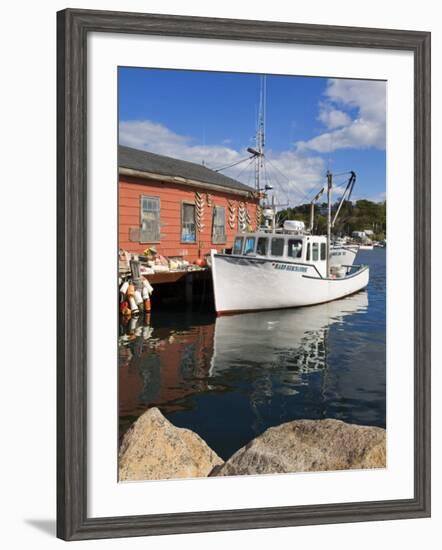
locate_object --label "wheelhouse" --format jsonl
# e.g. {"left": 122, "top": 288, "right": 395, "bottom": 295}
{"left": 232, "top": 233, "right": 328, "bottom": 277}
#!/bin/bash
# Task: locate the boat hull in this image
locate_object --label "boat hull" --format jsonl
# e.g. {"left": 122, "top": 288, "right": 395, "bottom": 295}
{"left": 210, "top": 252, "right": 369, "bottom": 314}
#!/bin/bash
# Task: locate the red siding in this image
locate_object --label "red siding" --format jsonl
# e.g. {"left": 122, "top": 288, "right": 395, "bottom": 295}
{"left": 119, "top": 175, "right": 259, "bottom": 262}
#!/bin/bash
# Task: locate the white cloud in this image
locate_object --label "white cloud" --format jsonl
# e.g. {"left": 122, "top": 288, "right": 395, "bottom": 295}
{"left": 119, "top": 120, "right": 240, "bottom": 168}
{"left": 297, "top": 79, "right": 386, "bottom": 153}
{"left": 119, "top": 119, "right": 326, "bottom": 205}
{"left": 318, "top": 105, "right": 351, "bottom": 129}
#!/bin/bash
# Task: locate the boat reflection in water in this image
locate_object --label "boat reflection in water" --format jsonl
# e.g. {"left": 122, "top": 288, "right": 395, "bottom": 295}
{"left": 118, "top": 288, "right": 385, "bottom": 460}
{"left": 211, "top": 291, "right": 369, "bottom": 378}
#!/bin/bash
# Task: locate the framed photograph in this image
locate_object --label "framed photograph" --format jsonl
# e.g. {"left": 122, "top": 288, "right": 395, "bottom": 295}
{"left": 57, "top": 8, "right": 431, "bottom": 541}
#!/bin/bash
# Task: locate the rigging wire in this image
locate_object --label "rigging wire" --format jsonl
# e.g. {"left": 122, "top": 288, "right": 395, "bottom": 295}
{"left": 265, "top": 157, "right": 312, "bottom": 204}
{"left": 246, "top": 159, "right": 254, "bottom": 188}
{"left": 232, "top": 156, "right": 256, "bottom": 183}
{"left": 212, "top": 155, "right": 254, "bottom": 172}
{"left": 331, "top": 170, "right": 353, "bottom": 177}
{"left": 269, "top": 167, "right": 293, "bottom": 205}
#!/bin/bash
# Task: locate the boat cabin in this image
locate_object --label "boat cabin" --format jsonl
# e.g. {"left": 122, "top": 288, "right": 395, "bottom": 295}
{"left": 232, "top": 232, "right": 328, "bottom": 277}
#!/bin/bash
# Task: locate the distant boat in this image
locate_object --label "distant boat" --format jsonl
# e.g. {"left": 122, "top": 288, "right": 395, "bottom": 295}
{"left": 359, "top": 243, "right": 374, "bottom": 250}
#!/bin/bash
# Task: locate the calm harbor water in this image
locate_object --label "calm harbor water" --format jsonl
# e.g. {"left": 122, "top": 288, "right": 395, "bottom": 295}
{"left": 119, "top": 248, "right": 386, "bottom": 460}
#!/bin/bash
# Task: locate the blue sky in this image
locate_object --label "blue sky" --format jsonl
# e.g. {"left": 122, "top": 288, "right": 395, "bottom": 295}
{"left": 119, "top": 68, "right": 386, "bottom": 204}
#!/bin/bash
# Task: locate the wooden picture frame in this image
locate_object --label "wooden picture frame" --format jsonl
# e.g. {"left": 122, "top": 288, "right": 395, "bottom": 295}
{"left": 57, "top": 8, "right": 431, "bottom": 541}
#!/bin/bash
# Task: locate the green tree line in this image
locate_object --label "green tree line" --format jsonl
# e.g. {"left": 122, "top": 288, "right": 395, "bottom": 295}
{"left": 277, "top": 200, "right": 386, "bottom": 240}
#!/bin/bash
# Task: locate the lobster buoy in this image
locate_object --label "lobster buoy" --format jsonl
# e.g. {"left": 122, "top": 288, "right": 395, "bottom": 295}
{"left": 120, "top": 281, "right": 129, "bottom": 295}
{"left": 121, "top": 306, "right": 131, "bottom": 318}
{"left": 134, "top": 290, "right": 143, "bottom": 307}
{"left": 127, "top": 283, "right": 135, "bottom": 297}
{"left": 119, "top": 301, "right": 129, "bottom": 313}
{"left": 143, "top": 298, "right": 151, "bottom": 312}
{"left": 128, "top": 295, "right": 139, "bottom": 314}
{"left": 141, "top": 285, "right": 150, "bottom": 300}
{"left": 121, "top": 312, "right": 131, "bottom": 326}
{"left": 142, "top": 278, "right": 154, "bottom": 295}
{"left": 129, "top": 316, "right": 138, "bottom": 333}
{"left": 194, "top": 258, "right": 206, "bottom": 268}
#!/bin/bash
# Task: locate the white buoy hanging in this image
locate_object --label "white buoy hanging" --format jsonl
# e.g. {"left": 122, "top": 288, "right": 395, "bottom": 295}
{"left": 120, "top": 281, "right": 129, "bottom": 295}
{"left": 142, "top": 278, "right": 154, "bottom": 295}
{"left": 195, "top": 191, "right": 205, "bottom": 232}
{"left": 238, "top": 202, "right": 246, "bottom": 231}
{"left": 134, "top": 290, "right": 143, "bottom": 307}
{"left": 256, "top": 204, "right": 262, "bottom": 228}
{"left": 228, "top": 200, "right": 237, "bottom": 229}
{"left": 141, "top": 286, "right": 150, "bottom": 300}
{"left": 128, "top": 295, "right": 139, "bottom": 314}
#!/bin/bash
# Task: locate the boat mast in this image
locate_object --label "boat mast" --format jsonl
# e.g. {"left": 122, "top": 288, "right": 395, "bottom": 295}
{"left": 247, "top": 76, "right": 266, "bottom": 193}
{"left": 326, "top": 170, "right": 332, "bottom": 277}
{"left": 255, "top": 75, "right": 266, "bottom": 193}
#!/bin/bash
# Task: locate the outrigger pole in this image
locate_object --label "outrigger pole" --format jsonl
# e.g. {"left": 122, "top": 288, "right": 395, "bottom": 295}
{"left": 326, "top": 171, "right": 332, "bottom": 277}
{"left": 309, "top": 186, "right": 325, "bottom": 232}
{"left": 331, "top": 171, "right": 356, "bottom": 228}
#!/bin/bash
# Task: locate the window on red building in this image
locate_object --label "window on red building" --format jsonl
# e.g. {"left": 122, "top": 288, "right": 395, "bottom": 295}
{"left": 212, "top": 206, "right": 226, "bottom": 244}
{"left": 140, "top": 196, "right": 160, "bottom": 243}
{"left": 181, "top": 203, "right": 196, "bottom": 243}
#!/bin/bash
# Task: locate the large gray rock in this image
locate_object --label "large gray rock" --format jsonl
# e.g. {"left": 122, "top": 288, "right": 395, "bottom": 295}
{"left": 212, "top": 419, "right": 386, "bottom": 477}
{"left": 119, "top": 408, "right": 223, "bottom": 481}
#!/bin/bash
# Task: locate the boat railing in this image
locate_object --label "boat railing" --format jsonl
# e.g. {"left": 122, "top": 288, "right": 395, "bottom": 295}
{"left": 344, "top": 263, "right": 367, "bottom": 273}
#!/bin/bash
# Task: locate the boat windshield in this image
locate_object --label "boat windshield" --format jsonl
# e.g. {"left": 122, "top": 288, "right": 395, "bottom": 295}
{"left": 233, "top": 236, "right": 243, "bottom": 254}
{"left": 256, "top": 236, "right": 268, "bottom": 255}
{"left": 287, "top": 238, "right": 303, "bottom": 259}
{"left": 271, "top": 237, "right": 285, "bottom": 256}
{"left": 244, "top": 236, "right": 256, "bottom": 255}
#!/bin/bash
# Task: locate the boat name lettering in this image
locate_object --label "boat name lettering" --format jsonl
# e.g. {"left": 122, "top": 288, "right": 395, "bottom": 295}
{"left": 273, "top": 263, "right": 307, "bottom": 273}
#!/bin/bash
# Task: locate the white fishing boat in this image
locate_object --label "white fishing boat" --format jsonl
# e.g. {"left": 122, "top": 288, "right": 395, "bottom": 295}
{"left": 359, "top": 243, "right": 374, "bottom": 250}
{"left": 210, "top": 230, "right": 368, "bottom": 314}
{"left": 209, "top": 77, "right": 369, "bottom": 314}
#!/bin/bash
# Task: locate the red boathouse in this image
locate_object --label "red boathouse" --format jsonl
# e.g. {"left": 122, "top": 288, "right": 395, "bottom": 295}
{"left": 119, "top": 146, "right": 260, "bottom": 262}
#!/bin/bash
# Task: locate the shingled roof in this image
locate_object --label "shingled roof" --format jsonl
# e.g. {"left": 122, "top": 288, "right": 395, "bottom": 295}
{"left": 119, "top": 145, "right": 255, "bottom": 194}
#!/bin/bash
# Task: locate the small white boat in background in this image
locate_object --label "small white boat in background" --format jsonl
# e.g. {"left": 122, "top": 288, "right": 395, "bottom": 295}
{"left": 359, "top": 243, "right": 374, "bottom": 250}
{"left": 330, "top": 243, "right": 359, "bottom": 266}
